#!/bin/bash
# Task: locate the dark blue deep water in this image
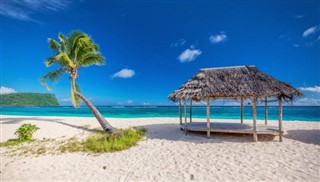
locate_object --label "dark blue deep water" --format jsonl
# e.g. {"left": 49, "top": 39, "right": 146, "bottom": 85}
{"left": 1, "top": 106, "right": 319, "bottom": 121}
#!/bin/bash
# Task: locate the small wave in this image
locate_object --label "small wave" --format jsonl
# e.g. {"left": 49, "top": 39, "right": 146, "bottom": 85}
{"left": 111, "top": 106, "right": 126, "bottom": 108}
{"left": 133, "top": 106, "right": 158, "bottom": 108}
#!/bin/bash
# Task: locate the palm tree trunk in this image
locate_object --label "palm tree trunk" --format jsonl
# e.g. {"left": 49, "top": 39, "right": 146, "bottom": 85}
{"left": 71, "top": 77, "right": 116, "bottom": 134}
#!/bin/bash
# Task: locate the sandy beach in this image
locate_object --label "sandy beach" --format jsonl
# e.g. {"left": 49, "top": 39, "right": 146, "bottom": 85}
{"left": 1, "top": 115, "right": 319, "bottom": 181}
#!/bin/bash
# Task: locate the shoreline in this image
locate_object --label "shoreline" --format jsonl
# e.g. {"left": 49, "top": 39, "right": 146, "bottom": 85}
{"left": 1, "top": 115, "right": 319, "bottom": 122}
{"left": 1, "top": 116, "right": 319, "bottom": 181}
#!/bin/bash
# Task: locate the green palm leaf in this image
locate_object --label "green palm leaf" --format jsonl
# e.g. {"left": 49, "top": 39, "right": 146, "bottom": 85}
{"left": 40, "top": 67, "right": 66, "bottom": 90}
{"left": 58, "top": 33, "right": 69, "bottom": 54}
{"left": 71, "top": 83, "right": 82, "bottom": 108}
{"left": 48, "top": 38, "right": 61, "bottom": 53}
{"left": 78, "top": 52, "right": 105, "bottom": 67}
{"left": 56, "top": 53, "right": 75, "bottom": 68}
{"left": 44, "top": 55, "right": 57, "bottom": 67}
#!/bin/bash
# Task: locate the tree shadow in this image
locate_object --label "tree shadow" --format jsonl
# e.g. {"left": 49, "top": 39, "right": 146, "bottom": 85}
{"left": 1, "top": 117, "right": 43, "bottom": 124}
{"left": 141, "top": 123, "right": 276, "bottom": 144}
{"left": 285, "top": 129, "right": 320, "bottom": 145}
{"left": 0, "top": 117, "right": 97, "bottom": 133}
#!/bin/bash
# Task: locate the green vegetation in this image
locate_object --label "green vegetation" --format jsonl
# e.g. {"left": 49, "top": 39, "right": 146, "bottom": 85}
{"left": 82, "top": 124, "right": 91, "bottom": 129}
{"left": 0, "top": 139, "right": 23, "bottom": 147}
{"left": 0, "top": 92, "right": 59, "bottom": 106}
{"left": 83, "top": 127, "right": 147, "bottom": 153}
{"left": 2, "top": 127, "right": 147, "bottom": 156}
{"left": 15, "top": 124, "right": 40, "bottom": 141}
{"left": 0, "top": 124, "right": 39, "bottom": 147}
{"left": 60, "top": 127, "right": 147, "bottom": 153}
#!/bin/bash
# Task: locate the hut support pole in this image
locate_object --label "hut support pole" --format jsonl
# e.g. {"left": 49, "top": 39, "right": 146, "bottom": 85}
{"left": 179, "top": 99, "right": 182, "bottom": 125}
{"left": 190, "top": 100, "right": 192, "bottom": 123}
{"left": 278, "top": 96, "right": 283, "bottom": 142}
{"left": 265, "top": 97, "right": 268, "bottom": 125}
{"left": 206, "top": 97, "right": 210, "bottom": 138}
{"left": 184, "top": 99, "right": 187, "bottom": 125}
{"left": 252, "top": 97, "right": 258, "bottom": 142}
{"left": 184, "top": 99, "right": 187, "bottom": 135}
{"left": 240, "top": 97, "right": 244, "bottom": 124}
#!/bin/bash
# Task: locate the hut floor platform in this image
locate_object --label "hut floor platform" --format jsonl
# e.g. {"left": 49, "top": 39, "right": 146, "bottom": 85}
{"left": 180, "top": 122, "right": 283, "bottom": 135}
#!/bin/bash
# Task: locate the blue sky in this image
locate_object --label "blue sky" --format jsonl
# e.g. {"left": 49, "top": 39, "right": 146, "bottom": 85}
{"left": 1, "top": 0, "right": 319, "bottom": 106}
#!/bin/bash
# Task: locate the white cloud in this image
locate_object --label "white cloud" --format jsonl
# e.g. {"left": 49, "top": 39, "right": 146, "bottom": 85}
{"left": 0, "top": 86, "right": 17, "bottom": 94}
{"left": 127, "top": 100, "right": 133, "bottom": 104}
{"left": 60, "top": 98, "right": 71, "bottom": 102}
{"left": 170, "top": 39, "right": 186, "bottom": 48}
{"left": 300, "top": 86, "right": 320, "bottom": 93}
{"left": 0, "top": 0, "right": 71, "bottom": 21}
{"left": 292, "top": 44, "right": 300, "bottom": 47}
{"left": 295, "top": 98, "right": 320, "bottom": 106}
{"left": 178, "top": 49, "right": 202, "bottom": 62}
{"left": 302, "top": 25, "right": 319, "bottom": 37}
{"left": 112, "top": 68, "right": 135, "bottom": 79}
{"left": 209, "top": 32, "right": 227, "bottom": 44}
{"left": 294, "top": 15, "right": 305, "bottom": 19}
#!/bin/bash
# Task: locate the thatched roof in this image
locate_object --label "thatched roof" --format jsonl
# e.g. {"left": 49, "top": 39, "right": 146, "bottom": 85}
{"left": 168, "top": 65, "right": 302, "bottom": 102}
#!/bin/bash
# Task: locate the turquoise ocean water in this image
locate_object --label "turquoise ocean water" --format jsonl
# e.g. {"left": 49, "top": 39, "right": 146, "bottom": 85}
{"left": 1, "top": 106, "right": 319, "bottom": 121}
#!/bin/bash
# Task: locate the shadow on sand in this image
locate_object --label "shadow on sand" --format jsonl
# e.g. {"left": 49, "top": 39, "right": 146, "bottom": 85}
{"left": 0, "top": 117, "right": 97, "bottom": 133}
{"left": 140, "top": 123, "right": 276, "bottom": 143}
{"left": 285, "top": 129, "right": 320, "bottom": 145}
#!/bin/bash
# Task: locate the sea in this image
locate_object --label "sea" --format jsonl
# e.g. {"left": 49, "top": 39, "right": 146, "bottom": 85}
{"left": 1, "top": 106, "right": 319, "bottom": 122}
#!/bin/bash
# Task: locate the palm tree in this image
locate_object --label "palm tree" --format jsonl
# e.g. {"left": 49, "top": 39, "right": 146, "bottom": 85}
{"left": 41, "top": 31, "right": 116, "bottom": 134}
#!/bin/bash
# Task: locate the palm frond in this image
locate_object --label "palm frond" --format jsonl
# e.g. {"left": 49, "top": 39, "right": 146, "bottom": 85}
{"left": 40, "top": 67, "right": 66, "bottom": 90}
{"left": 56, "top": 53, "right": 75, "bottom": 68}
{"left": 69, "top": 31, "right": 99, "bottom": 61}
{"left": 44, "top": 55, "right": 57, "bottom": 67}
{"left": 47, "top": 38, "right": 61, "bottom": 53}
{"left": 78, "top": 52, "right": 105, "bottom": 67}
{"left": 71, "top": 83, "right": 81, "bottom": 108}
{"left": 70, "top": 31, "right": 88, "bottom": 59}
{"left": 58, "top": 33, "right": 68, "bottom": 52}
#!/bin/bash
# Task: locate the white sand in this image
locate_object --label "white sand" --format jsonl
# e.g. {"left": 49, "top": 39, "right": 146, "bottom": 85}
{"left": 1, "top": 115, "right": 319, "bottom": 181}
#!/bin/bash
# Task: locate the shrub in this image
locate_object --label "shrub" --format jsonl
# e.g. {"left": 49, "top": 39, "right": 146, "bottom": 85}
{"left": 14, "top": 124, "right": 40, "bottom": 141}
{"left": 59, "top": 127, "right": 147, "bottom": 153}
{"left": 83, "top": 127, "right": 147, "bottom": 153}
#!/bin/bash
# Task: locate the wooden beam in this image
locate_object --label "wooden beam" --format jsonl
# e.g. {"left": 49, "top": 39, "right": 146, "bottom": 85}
{"left": 206, "top": 97, "right": 210, "bottom": 138}
{"left": 278, "top": 96, "right": 283, "bottom": 142}
{"left": 179, "top": 99, "right": 182, "bottom": 125}
{"left": 265, "top": 97, "right": 268, "bottom": 125}
{"left": 190, "top": 99, "right": 192, "bottom": 123}
{"left": 240, "top": 97, "right": 244, "bottom": 124}
{"left": 252, "top": 97, "right": 258, "bottom": 142}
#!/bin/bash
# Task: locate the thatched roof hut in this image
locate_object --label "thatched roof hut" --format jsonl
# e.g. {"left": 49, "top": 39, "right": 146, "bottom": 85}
{"left": 168, "top": 65, "right": 302, "bottom": 142}
{"left": 169, "top": 65, "right": 302, "bottom": 102}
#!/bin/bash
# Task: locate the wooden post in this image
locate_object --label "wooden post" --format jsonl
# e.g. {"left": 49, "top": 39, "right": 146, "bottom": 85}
{"left": 183, "top": 99, "right": 187, "bottom": 135}
{"left": 278, "top": 96, "right": 283, "bottom": 142}
{"left": 265, "top": 97, "right": 268, "bottom": 125}
{"left": 240, "top": 97, "right": 244, "bottom": 124}
{"left": 184, "top": 99, "right": 187, "bottom": 126}
{"left": 190, "top": 99, "right": 192, "bottom": 123}
{"left": 179, "top": 99, "right": 182, "bottom": 125}
{"left": 252, "top": 97, "right": 258, "bottom": 142}
{"left": 206, "top": 97, "right": 210, "bottom": 138}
